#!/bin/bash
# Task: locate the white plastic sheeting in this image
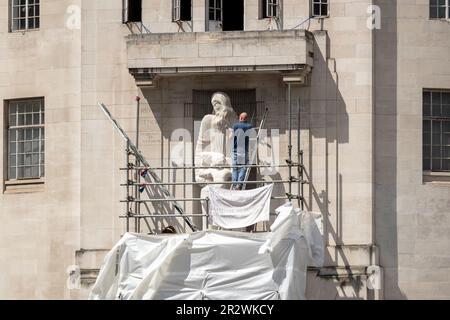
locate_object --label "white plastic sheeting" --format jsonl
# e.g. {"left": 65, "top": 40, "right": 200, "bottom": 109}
{"left": 208, "top": 184, "right": 274, "bottom": 229}
{"left": 89, "top": 203, "right": 324, "bottom": 300}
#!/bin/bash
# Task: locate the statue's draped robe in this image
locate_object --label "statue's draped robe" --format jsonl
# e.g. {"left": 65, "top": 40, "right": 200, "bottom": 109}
{"left": 195, "top": 113, "right": 237, "bottom": 217}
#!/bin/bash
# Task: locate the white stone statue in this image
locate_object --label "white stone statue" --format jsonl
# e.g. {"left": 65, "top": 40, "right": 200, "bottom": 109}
{"left": 195, "top": 92, "right": 238, "bottom": 217}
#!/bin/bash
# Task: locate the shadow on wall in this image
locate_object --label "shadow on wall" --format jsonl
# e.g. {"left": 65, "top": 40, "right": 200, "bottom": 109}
{"left": 304, "top": 26, "right": 398, "bottom": 298}
{"left": 300, "top": 30, "right": 355, "bottom": 298}
{"left": 305, "top": 1, "right": 405, "bottom": 299}
{"left": 140, "top": 183, "right": 186, "bottom": 234}
{"left": 303, "top": 31, "right": 349, "bottom": 247}
{"left": 374, "top": 0, "right": 405, "bottom": 299}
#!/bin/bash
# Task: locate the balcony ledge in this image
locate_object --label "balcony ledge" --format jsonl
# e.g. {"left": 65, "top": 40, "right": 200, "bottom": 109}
{"left": 126, "top": 29, "right": 314, "bottom": 83}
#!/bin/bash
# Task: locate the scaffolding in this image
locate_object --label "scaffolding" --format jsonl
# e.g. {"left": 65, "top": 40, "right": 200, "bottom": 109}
{"left": 101, "top": 94, "right": 307, "bottom": 234}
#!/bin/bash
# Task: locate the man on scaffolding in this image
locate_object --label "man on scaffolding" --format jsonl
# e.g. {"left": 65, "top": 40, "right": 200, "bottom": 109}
{"left": 231, "top": 112, "right": 255, "bottom": 190}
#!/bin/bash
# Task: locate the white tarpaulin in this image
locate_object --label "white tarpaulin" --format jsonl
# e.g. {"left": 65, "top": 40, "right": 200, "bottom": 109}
{"left": 89, "top": 203, "right": 324, "bottom": 300}
{"left": 207, "top": 184, "right": 274, "bottom": 229}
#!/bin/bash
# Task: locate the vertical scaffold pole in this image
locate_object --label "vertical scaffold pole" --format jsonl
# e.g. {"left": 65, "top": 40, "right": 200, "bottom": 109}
{"left": 288, "top": 83, "right": 293, "bottom": 201}
{"left": 135, "top": 96, "right": 141, "bottom": 233}
{"left": 126, "top": 141, "right": 131, "bottom": 232}
{"left": 298, "top": 99, "right": 304, "bottom": 210}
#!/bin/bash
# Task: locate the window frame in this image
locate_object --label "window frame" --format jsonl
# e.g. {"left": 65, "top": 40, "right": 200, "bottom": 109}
{"left": 173, "top": 0, "right": 181, "bottom": 21}
{"left": 172, "top": 0, "right": 192, "bottom": 22}
{"left": 423, "top": 89, "right": 450, "bottom": 173}
{"left": 5, "top": 97, "right": 45, "bottom": 181}
{"left": 311, "top": 0, "right": 329, "bottom": 18}
{"left": 10, "top": 0, "right": 40, "bottom": 32}
{"left": 208, "top": 0, "right": 223, "bottom": 22}
{"left": 122, "top": 0, "right": 142, "bottom": 24}
{"left": 260, "top": 0, "right": 280, "bottom": 19}
{"left": 429, "top": 0, "right": 450, "bottom": 20}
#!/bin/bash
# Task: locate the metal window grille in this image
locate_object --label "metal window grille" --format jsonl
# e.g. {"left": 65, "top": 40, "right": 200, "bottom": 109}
{"left": 430, "top": 0, "right": 450, "bottom": 19}
{"left": 209, "top": 0, "right": 222, "bottom": 22}
{"left": 312, "top": 0, "right": 329, "bottom": 18}
{"left": 11, "top": 0, "right": 40, "bottom": 31}
{"left": 423, "top": 90, "right": 450, "bottom": 172}
{"left": 7, "top": 98, "right": 45, "bottom": 180}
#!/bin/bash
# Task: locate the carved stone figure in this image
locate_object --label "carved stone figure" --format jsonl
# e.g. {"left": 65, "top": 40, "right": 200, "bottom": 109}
{"left": 194, "top": 92, "right": 238, "bottom": 216}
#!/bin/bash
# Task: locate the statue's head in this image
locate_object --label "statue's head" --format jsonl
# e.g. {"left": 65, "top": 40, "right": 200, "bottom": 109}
{"left": 210, "top": 92, "right": 236, "bottom": 129}
{"left": 211, "top": 92, "right": 232, "bottom": 115}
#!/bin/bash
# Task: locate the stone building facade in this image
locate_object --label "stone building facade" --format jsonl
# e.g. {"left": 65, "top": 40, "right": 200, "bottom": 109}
{"left": 0, "top": 0, "right": 449, "bottom": 299}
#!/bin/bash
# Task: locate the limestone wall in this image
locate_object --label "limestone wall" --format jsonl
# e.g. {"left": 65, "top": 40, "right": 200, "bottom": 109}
{"left": 0, "top": 0, "right": 82, "bottom": 299}
{"left": 375, "top": 0, "right": 450, "bottom": 299}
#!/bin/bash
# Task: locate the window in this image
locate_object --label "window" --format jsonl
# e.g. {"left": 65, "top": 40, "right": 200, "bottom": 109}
{"left": 430, "top": 0, "right": 450, "bottom": 19}
{"left": 311, "top": 0, "right": 329, "bottom": 18}
{"left": 173, "top": 0, "right": 181, "bottom": 21}
{"left": 207, "top": 0, "right": 243, "bottom": 31}
{"left": 209, "top": 0, "right": 222, "bottom": 22}
{"left": 261, "top": 0, "right": 279, "bottom": 19}
{"left": 423, "top": 90, "right": 450, "bottom": 172}
{"left": 6, "top": 98, "right": 45, "bottom": 180}
{"left": 173, "top": 0, "right": 192, "bottom": 21}
{"left": 10, "top": 0, "right": 40, "bottom": 31}
{"left": 122, "top": 0, "right": 142, "bottom": 23}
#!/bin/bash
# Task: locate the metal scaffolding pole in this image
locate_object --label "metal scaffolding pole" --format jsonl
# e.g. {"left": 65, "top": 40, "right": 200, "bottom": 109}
{"left": 135, "top": 96, "right": 141, "bottom": 233}
{"left": 122, "top": 179, "right": 305, "bottom": 187}
{"left": 121, "top": 195, "right": 303, "bottom": 203}
{"left": 126, "top": 141, "right": 131, "bottom": 232}
{"left": 120, "top": 213, "right": 280, "bottom": 219}
{"left": 121, "top": 163, "right": 301, "bottom": 170}
{"left": 288, "top": 83, "right": 293, "bottom": 201}
{"left": 298, "top": 99, "right": 304, "bottom": 210}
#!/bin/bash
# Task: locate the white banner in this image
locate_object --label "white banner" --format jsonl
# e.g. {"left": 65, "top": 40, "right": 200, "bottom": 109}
{"left": 208, "top": 184, "right": 274, "bottom": 229}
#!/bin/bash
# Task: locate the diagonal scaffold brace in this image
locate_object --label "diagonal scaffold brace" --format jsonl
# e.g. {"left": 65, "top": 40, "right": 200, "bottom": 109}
{"left": 98, "top": 102, "right": 199, "bottom": 232}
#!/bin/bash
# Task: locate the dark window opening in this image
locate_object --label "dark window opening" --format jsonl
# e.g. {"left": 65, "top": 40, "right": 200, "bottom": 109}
{"left": 209, "top": 0, "right": 222, "bottom": 22}
{"left": 261, "top": 0, "right": 279, "bottom": 19}
{"left": 423, "top": 90, "right": 450, "bottom": 172}
{"left": 312, "top": 0, "right": 329, "bottom": 18}
{"left": 10, "top": 0, "right": 40, "bottom": 32}
{"left": 6, "top": 98, "right": 45, "bottom": 180}
{"left": 173, "top": 0, "right": 192, "bottom": 21}
{"left": 222, "top": 0, "right": 244, "bottom": 31}
{"left": 123, "top": 0, "right": 142, "bottom": 23}
{"left": 429, "top": 0, "right": 449, "bottom": 19}
{"left": 180, "top": 0, "right": 192, "bottom": 21}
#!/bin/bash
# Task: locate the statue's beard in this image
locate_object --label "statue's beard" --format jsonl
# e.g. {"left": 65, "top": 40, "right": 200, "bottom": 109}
{"left": 212, "top": 110, "right": 230, "bottom": 130}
